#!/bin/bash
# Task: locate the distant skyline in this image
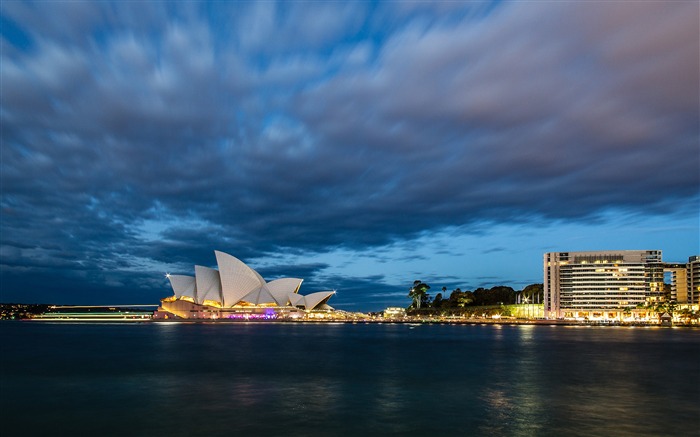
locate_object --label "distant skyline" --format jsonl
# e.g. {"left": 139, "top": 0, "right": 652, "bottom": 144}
{"left": 1, "top": 1, "right": 698, "bottom": 311}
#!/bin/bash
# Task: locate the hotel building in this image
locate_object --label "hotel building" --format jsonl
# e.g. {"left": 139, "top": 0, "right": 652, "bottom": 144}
{"left": 544, "top": 250, "right": 664, "bottom": 320}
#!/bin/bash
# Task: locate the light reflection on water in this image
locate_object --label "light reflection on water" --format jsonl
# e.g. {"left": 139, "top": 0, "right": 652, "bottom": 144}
{"left": 1, "top": 322, "right": 699, "bottom": 436}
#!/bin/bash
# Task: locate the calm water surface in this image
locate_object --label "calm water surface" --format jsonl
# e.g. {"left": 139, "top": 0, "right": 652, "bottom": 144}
{"left": 1, "top": 322, "right": 698, "bottom": 436}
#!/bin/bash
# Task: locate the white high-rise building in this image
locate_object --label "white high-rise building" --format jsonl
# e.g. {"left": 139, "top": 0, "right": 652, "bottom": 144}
{"left": 544, "top": 250, "right": 664, "bottom": 319}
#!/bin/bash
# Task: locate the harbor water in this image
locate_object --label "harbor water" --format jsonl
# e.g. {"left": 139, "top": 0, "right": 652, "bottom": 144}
{"left": 1, "top": 322, "right": 698, "bottom": 436}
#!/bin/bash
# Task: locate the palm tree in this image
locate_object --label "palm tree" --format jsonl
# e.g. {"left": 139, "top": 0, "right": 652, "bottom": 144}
{"left": 622, "top": 306, "right": 634, "bottom": 321}
{"left": 408, "top": 280, "right": 431, "bottom": 309}
{"left": 678, "top": 308, "right": 692, "bottom": 324}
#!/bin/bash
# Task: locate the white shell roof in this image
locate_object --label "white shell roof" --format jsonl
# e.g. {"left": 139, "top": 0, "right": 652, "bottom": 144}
{"left": 267, "top": 278, "right": 303, "bottom": 306}
{"left": 168, "top": 275, "right": 196, "bottom": 300}
{"left": 303, "top": 291, "right": 335, "bottom": 310}
{"left": 194, "top": 265, "right": 222, "bottom": 305}
{"left": 215, "top": 250, "right": 266, "bottom": 307}
{"left": 288, "top": 293, "right": 305, "bottom": 307}
{"left": 241, "top": 286, "right": 277, "bottom": 305}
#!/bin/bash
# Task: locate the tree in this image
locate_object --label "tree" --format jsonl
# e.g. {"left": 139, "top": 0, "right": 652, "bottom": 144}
{"left": 623, "top": 306, "right": 634, "bottom": 319}
{"left": 408, "top": 280, "right": 431, "bottom": 309}
{"left": 433, "top": 293, "right": 443, "bottom": 308}
{"left": 472, "top": 286, "right": 515, "bottom": 306}
{"left": 678, "top": 308, "right": 693, "bottom": 324}
{"left": 448, "top": 288, "right": 462, "bottom": 306}
{"left": 520, "top": 284, "right": 544, "bottom": 303}
{"left": 448, "top": 288, "right": 473, "bottom": 308}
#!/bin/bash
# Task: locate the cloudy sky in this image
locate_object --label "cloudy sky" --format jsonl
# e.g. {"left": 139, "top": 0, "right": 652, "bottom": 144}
{"left": 1, "top": 1, "right": 698, "bottom": 311}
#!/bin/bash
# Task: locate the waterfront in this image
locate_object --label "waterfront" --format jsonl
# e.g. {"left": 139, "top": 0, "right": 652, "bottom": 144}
{"left": 1, "top": 322, "right": 698, "bottom": 436}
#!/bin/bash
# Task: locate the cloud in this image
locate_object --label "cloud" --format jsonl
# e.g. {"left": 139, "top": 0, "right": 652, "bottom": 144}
{"left": 237, "top": 2, "right": 366, "bottom": 54}
{"left": 1, "top": 1, "right": 697, "bottom": 308}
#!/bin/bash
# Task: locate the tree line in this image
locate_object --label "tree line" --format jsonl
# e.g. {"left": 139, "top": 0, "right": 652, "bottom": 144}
{"left": 408, "top": 280, "right": 543, "bottom": 310}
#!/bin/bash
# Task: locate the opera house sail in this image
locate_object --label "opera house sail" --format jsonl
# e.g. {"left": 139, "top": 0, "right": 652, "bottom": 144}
{"left": 154, "top": 251, "right": 335, "bottom": 320}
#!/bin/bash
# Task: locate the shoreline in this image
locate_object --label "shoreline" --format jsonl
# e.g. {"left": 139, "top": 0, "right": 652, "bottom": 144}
{"left": 14, "top": 317, "right": 698, "bottom": 328}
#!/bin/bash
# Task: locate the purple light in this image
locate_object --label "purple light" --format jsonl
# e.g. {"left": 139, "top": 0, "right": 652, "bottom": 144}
{"left": 225, "top": 313, "right": 278, "bottom": 320}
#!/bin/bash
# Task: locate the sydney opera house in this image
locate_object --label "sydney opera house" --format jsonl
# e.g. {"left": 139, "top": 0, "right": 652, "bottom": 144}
{"left": 154, "top": 250, "right": 335, "bottom": 320}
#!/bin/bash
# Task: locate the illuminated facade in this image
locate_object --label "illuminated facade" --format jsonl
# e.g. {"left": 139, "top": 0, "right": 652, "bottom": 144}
{"left": 544, "top": 250, "right": 664, "bottom": 320}
{"left": 662, "top": 255, "right": 700, "bottom": 305}
{"left": 688, "top": 256, "right": 700, "bottom": 304}
{"left": 383, "top": 307, "right": 407, "bottom": 319}
{"left": 155, "top": 250, "right": 334, "bottom": 319}
{"left": 665, "top": 263, "right": 688, "bottom": 303}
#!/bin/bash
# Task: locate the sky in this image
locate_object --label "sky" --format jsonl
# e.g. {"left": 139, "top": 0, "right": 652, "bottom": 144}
{"left": 1, "top": 1, "right": 698, "bottom": 311}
